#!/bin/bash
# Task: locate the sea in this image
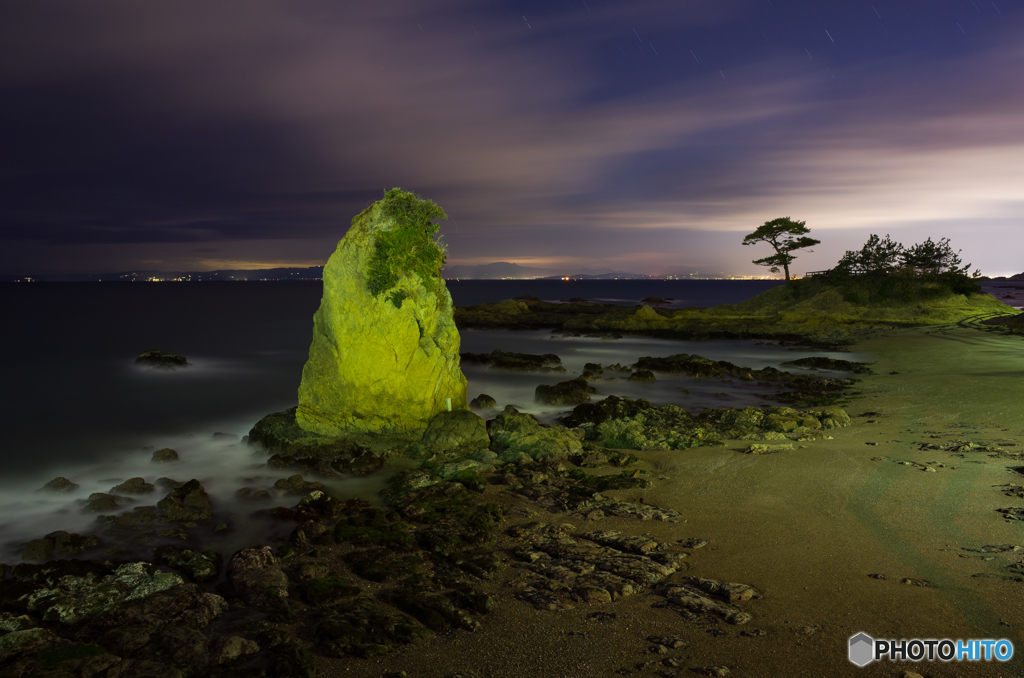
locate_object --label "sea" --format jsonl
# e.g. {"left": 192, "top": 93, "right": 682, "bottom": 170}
{"left": 0, "top": 279, "right": 871, "bottom": 561}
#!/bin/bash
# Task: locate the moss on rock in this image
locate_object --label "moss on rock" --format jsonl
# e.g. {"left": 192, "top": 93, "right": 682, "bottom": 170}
{"left": 488, "top": 406, "right": 583, "bottom": 461}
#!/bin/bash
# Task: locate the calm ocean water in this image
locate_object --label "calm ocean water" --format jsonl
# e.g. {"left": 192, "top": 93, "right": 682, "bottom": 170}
{"left": 2, "top": 279, "right": 864, "bottom": 559}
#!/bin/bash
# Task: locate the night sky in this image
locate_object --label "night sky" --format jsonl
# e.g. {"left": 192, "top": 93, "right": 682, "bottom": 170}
{"left": 2, "top": 0, "right": 1022, "bottom": 277}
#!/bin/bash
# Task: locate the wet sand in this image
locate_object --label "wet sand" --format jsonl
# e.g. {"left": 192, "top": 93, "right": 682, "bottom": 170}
{"left": 320, "top": 325, "right": 1024, "bottom": 678}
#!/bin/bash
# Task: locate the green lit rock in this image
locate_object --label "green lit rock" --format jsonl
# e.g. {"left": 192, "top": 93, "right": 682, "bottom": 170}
{"left": 414, "top": 410, "right": 490, "bottom": 458}
{"left": 296, "top": 189, "right": 468, "bottom": 440}
{"left": 488, "top": 406, "right": 583, "bottom": 462}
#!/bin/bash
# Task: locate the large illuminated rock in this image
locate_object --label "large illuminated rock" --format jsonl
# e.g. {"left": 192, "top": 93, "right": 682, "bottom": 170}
{"left": 295, "top": 191, "right": 468, "bottom": 439}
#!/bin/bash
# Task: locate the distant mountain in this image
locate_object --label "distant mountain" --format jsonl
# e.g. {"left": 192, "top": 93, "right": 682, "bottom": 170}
{"left": 545, "top": 271, "right": 650, "bottom": 280}
{"left": 981, "top": 271, "right": 1024, "bottom": 282}
{"left": 442, "top": 261, "right": 647, "bottom": 279}
{"left": 442, "top": 262, "right": 561, "bottom": 279}
{"left": 1, "top": 266, "right": 325, "bottom": 282}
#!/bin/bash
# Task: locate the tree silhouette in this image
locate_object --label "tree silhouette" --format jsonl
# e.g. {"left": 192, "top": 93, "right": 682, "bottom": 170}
{"left": 742, "top": 217, "right": 820, "bottom": 281}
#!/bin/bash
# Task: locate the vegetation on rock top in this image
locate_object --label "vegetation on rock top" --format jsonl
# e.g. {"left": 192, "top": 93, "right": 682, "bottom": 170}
{"left": 365, "top": 188, "right": 448, "bottom": 308}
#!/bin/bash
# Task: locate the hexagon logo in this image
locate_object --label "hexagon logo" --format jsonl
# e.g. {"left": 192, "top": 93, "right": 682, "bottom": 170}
{"left": 849, "top": 632, "right": 875, "bottom": 667}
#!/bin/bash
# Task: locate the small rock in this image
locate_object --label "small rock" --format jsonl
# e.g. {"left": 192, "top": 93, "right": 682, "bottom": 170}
{"left": 647, "top": 636, "right": 687, "bottom": 649}
{"left": 110, "top": 477, "right": 156, "bottom": 494}
{"left": 38, "top": 477, "right": 79, "bottom": 492}
{"left": 677, "top": 539, "right": 708, "bottom": 549}
{"left": 155, "top": 546, "right": 222, "bottom": 582}
{"left": 628, "top": 370, "right": 657, "bottom": 383}
{"left": 152, "top": 448, "right": 180, "bottom": 463}
{"left": 0, "top": 613, "right": 38, "bottom": 634}
{"left": 229, "top": 546, "right": 289, "bottom": 611}
{"left": 211, "top": 635, "right": 260, "bottom": 665}
{"left": 273, "top": 474, "right": 325, "bottom": 495}
{"left": 82, "top": 493, "right": 122, "bottom": 513}
{"left": 157, "top": 479, "right": 212, "bottom": 523}
{"left": 135, "top": 349, "right": 188, "bottom": 368}
{"left": 470, "top": 393, "right": 498, "bottom": 410}
{"left": 745, "top": 443, "right": 793, "bottom": 455}
{"left": 691, "top": 667, "right": 730, "bottom": 677}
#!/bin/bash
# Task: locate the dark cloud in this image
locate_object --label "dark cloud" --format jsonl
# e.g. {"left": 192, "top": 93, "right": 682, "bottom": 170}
{"left": 1, "top": 0, "right": 1022, "bottom": 274}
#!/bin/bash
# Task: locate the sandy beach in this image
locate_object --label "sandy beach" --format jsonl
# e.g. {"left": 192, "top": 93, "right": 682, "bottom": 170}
{"left": 319, "top": 323, "right": 1024, "bottom": 678}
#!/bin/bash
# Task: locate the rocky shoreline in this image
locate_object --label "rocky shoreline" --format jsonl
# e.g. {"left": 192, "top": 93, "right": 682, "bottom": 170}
{"left": 7, "top": 325, "right": 1024, "bottom": 676}
{"left": 1, "top": 374, "right": 862, "bottom": 678}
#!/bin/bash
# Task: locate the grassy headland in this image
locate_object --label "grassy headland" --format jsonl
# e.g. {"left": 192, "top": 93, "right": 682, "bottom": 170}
{"left": 455, "top": 270, "right": 1017, "bottom": 347}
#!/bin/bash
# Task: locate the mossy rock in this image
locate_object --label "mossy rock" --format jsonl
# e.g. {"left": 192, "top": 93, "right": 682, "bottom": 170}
{"left": 247, "top": 407, "right": 393, "bottom": 474}
{"left": 488, "top": 406, "right": 583, "bottom": 461}
{"left": 535, "top": 377, "right": 597, "bottom": 405}
{"left": 296, "top": 190, "right": 467, "bottom": 439}
{"left": 414, "top": 410, "right": 490, "bottom": 458}
{"left": 460, "top": 349, "right": 565, "bottom": 372}
{"left": 469, "top": 393, "right": 498, "bottom": 410}
{"left": 595, "top": 404, "right": 721, "bottom": 451}
{"left": 154, "top": 546, "right": 221, "bottom": 582}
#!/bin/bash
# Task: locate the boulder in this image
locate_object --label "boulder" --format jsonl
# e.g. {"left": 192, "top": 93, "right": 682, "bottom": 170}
{"left": 211, "top": 635, "right": 260, "bottom": 665}
{"left": 416, "top": 410, "right": 490, "bottom": 457}
{"left": 151, "top": 448, "right": 179, "bottom": 463}
{"left": 110, "top": 477, "right": 156, "bottom": 495}
{"left": 22, "top": 562, "right": 183, "bottom": 625}
{"left": 488, "top": 406, "right": 583, "bottom": 461}
{"left": 157, "top": 480, "right": 212, "bottom": 523}
{"left": 228, "top": 547, "right": 289, "bottom": 612}
{"left": 535, "top": 377, "right": 597, "bottom": 405}
{"left": 296, "top": 189, "right": 468, "bottom": 439}
{"left": 82, "top": 493, "right": 124, "bottom": 513}
{"left": 469, "top": 393, "right": 497, "bottom": 410}
{"left": 154, "top": 546, "right": 222, "bottom": 582}
{"left": 274, "top": 474, "right": 325, "bottom": 495}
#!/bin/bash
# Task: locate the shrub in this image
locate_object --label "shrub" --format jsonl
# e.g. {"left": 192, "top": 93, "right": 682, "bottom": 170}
{"left": 365, "top": 188, "right": 448, "bottom": 308}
